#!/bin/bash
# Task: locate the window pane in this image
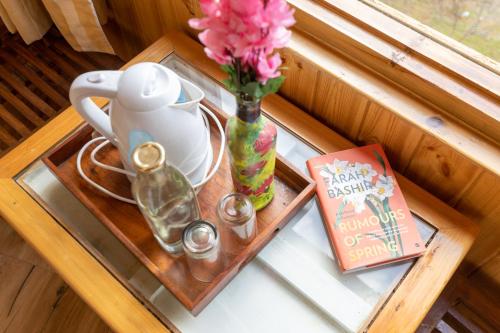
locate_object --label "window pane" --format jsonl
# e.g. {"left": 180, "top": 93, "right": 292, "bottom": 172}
{"left": 379, "top": 0, "right": 500, "bottom": 61}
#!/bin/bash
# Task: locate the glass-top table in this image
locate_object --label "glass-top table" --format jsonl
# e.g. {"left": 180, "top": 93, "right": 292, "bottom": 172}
{"left": 16, "top": 54, "right": 436, "bottom": 333}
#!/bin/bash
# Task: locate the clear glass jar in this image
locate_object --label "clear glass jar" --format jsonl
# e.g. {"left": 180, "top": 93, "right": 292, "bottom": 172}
{"left": 217, "top": 192, "right": 257, "bottom": 255}
{"left": 131, "top": 142, "right": 200, "bottom": 255}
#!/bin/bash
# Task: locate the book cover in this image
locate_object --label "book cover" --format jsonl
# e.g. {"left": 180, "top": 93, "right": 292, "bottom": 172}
{"left": 306, "top": 144, "right": 424, "bottom": 272}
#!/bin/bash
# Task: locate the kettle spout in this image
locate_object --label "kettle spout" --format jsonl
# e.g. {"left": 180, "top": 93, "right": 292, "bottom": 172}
{"left": 169, "top": 78, "right": 205, "bottom": 111}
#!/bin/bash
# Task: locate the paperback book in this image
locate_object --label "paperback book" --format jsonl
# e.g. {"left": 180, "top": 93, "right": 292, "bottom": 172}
{"left": 306, "top": 144, "right": 424, "bottom": 272}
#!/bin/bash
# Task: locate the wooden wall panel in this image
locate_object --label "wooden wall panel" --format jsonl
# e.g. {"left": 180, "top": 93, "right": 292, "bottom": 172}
{"left": 455, "top": 170, "right": 500, "bottom": 225}
{"left": 280, "top": 49, "right": 319, "bottom": 112}
{"left": 170, "top": 0, "right": 201, "bottom": 33}
{"left": 106, "top": 1, "right": 149, "bottom": 58}
{"left": 455, "top": 171, "right": 500, "bottom": 271}
{"left": 106, "top": 0, "right": 180, "bottom": 59}
{"left": 156, "top": 1, "right": 185, "bottom": 34}
{"left": 479, "top": 253, "right": 500, "bottom": 284}
{"left": 310, "top": 73, "right": 369, "bottom": 140}
{"left": 404, "top": 135, "right": 482, "bottom": 203}
{"left": 356, "top": 102, "right": 423, "bottom": 171}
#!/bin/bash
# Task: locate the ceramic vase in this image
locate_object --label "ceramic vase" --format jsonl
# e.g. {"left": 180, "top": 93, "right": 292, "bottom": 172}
{"left": 225, "top": 98, "right": 277, "bottom": 211}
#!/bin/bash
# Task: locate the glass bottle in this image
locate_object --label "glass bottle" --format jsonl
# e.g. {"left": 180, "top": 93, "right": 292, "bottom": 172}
{"left": 225, "top": 96, "right": 277, "bottom": 211}
{"left": 131, "top": 142, "right": 200, "bottom": 255}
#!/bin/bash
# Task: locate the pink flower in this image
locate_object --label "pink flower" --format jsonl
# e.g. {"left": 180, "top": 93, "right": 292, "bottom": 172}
{"left": 263, "top": 0, "right": 296, "bottom": 27}
{"left": 255, "top": 53, "right": 282, "bottom": 83}
{"left": 189, "top": 0, "right": 295, "bottom": 85}
{"left": 198, "top": 30, "right": 232, "bottom": 64}
{"left": 199, "top": 0, "right": 221, "bottom": 16}
{"left": 231, "top": 0, "right": 263, "bottom": 16}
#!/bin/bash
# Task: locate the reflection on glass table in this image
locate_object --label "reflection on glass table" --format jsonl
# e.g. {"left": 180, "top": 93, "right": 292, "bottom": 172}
{"left": 17, "top": 55, "right": 436, "bottom": 333}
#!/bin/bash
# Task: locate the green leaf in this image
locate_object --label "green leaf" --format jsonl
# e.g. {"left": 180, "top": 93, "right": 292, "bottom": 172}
{"left": 365, "top": 197, "right": 394, "bottom": 247}
{"left": 261, "top": 76, "right": 285, "bottom": 97}
{"left": 221, "top": 64, "right": 285, "bottom": 100}
{"left": 373, "top": 150, "right": 387, "bottom": 177}
{"left": 321, "top": 166, "right": 334, "bottom": 177}
{"left": 223, "top": 78, "right": 238, "bottom": 93}
{"left": 383, "top": 198, "right": 404, "bottom": 256}
{"left": 334, "top": 201, "right": 346, "bottom": 229}
{"left": 241, "top": 82, "right": 263, "bottom": 99}
{"left": 220, "top": 64, "right": 235, "bottom": 74}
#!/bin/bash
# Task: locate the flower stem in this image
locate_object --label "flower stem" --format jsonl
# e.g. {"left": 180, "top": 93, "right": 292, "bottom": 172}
{"left": 383, "top": 199, "right": 404, "bottom": 256}
{"left": 235, "top": 58, "right": 241, "bottom": 91}
{"left": 365, "top": 198, "right": 394, "bottom": 252}
{"left": 366, "top": 196, "right": 398, "bottom": 257}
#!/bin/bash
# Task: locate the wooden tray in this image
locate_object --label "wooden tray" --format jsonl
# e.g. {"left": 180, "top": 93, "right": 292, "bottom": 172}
{"left": 43, "top": 102, "right": 316, "bottom": 315}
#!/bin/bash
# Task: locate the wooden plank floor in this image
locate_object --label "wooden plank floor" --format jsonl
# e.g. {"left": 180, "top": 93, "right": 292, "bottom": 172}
{"left": 0, "top": 219, "right": 112, "bottom": 333}
{"left": 0, "top": 25, "right": 122, "bottom": 332}
{"left": 0, "top": 26, "right": 123, "bottom": 157}
{"left": 417, "top": 269, "right": 500, "bottom": 333}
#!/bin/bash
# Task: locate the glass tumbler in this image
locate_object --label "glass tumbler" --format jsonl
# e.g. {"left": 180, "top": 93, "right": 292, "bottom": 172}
{"left": 217, "top": 193, "right": 257, "bottom": 255}
{"left": 182, "top": 220, "right": 223, "bottom": 282}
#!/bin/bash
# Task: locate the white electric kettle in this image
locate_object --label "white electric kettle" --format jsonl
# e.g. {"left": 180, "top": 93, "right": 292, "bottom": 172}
{"left": 70, "top": 62, "right": 215, "bottom": 186}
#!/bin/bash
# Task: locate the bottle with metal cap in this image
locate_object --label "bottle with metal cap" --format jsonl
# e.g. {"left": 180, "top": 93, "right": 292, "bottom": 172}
{"left": 183, "top": 220, "right": 223, "bottom": 282}
{"left": 131, "top": 141, "right": 201, "bottom": 255}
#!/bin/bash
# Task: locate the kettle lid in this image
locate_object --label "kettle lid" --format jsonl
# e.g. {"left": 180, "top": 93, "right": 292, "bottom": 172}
{"left": 117, "top": 62, "right": 181, "bottom": 111}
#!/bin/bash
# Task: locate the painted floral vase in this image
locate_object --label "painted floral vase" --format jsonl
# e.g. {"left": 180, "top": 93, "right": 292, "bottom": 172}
{"left": 226, "top": 98, "right": 277, "bottom": 211}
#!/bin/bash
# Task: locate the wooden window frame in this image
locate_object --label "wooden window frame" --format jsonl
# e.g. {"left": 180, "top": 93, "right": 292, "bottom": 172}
{"left": 0, "top": 33, "right": 478, "bottom": 333}
{"left": 359, "top": 0, "right": 500, "bottom": 74}
{"left": 288, "top": 0, "right": 500, "bottom": 143}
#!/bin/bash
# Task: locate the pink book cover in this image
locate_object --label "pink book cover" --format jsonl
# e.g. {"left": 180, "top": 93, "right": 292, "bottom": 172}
{"left": 306, "top": 144, "right": 425, "bottom": 272}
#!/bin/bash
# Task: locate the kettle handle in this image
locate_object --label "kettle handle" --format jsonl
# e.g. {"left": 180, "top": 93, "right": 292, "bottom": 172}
{"left": 69, "top": 71, "right": 122, "bottom": 143}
